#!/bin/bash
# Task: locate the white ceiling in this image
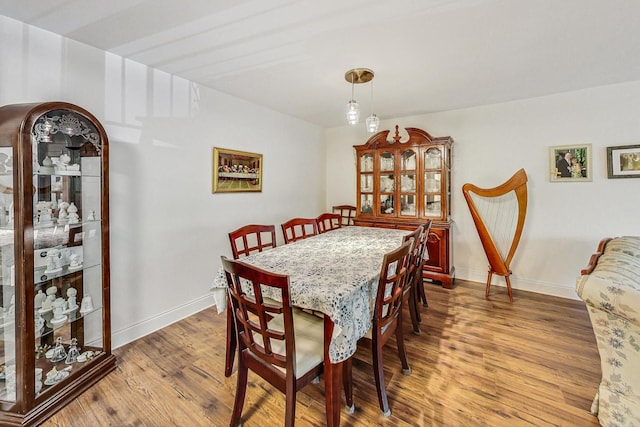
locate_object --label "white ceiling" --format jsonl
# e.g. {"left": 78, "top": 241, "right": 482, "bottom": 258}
{"left": 2, "top": 0, "right": 640, "bottom": 128}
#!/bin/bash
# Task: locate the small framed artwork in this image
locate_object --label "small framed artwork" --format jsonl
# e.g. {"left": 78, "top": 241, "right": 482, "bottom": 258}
{"left": 212, "top": 147, "right": 263, "bottom": 193}
{"left": 607, "top": 144, "right": 640, "bottom": 179}
{"left": 549, "top": 144, "right": 592, "bottom": 182}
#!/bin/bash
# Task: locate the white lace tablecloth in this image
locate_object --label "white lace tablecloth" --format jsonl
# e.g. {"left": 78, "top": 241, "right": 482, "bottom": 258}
{"left": 211, "top": 226, "right": 410, "bottom": 363}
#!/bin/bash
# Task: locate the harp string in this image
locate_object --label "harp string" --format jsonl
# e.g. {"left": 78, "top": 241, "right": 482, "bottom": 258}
{"left": 469, "top": 191, "right": 517, "bottom": 262}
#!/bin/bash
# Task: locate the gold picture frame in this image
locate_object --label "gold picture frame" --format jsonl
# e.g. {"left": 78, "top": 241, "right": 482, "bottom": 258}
{"left": 607, "top": 144, "right": 640, "bottom": 179}
{"left": 549, "top": 144, "right": 592, "bottom": 182}
{"left": 212, "top": 147, "right": 263, "bottom": 193}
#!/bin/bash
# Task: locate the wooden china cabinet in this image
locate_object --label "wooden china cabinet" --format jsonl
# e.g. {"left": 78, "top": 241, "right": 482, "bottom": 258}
{"left": 353, "top": 126, "right": 455, "bottom": 288}
{"left": 0, "top": 102, "right": 116, "bottom": 426}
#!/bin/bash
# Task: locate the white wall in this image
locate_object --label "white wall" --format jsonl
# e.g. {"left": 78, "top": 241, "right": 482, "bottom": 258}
{"left": 0, "top": 16, "right": 325, "bottom": 348}
{"left": 326, "top": 81, "right": 640, "bottom": 299}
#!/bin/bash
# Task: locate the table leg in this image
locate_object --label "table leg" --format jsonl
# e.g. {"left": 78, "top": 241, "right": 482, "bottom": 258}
{"left": 324, "top": 316, "right": 342, "bottom": 427}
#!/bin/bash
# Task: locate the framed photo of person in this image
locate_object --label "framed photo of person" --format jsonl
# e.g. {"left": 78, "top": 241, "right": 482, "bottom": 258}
{"left": 607, "top": 144, "right": 640, "bottom": 179}
{"left": 549, "top": 144, "right": 592, "bottom": 182}
{"left": 212, "top": 147, "right": 263, "bottom": 193}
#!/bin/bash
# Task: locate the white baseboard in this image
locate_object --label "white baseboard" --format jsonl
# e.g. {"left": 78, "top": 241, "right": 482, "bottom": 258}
{"left": 454, "top": 267, "right": 580, "bottom": 301}
{"left": 111, "top": 293, "right": 216, "bottom": 350}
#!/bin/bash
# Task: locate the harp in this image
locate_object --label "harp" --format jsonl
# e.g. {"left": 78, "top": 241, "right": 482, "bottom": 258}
{"left": 462, "top": 169, "right": 528, "bottom": 302}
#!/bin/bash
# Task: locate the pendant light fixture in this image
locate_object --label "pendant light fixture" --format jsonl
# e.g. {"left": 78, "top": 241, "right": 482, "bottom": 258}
{"left": 346, "top": 73, "right": 360, "bottom": 125}
{"left": 344, "top": 68, "right": 375, "bottom": 127}
{"left": 365, "top": 79, "right": 379, "bottom": 133}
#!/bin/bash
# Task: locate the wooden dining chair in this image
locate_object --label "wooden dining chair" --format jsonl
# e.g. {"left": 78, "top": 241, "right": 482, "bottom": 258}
{"left": 228, "top": 224, "right": 277, "bottom": 259}
{"left": 414, "top": 220, "right": 433, "bottom": 311}
{"left": 281, "top": 218, "right": 319, "bottom": 244}
{"left": 225, "top": 224, "right": 278, "bottom": 377}
{"left": 221, "top": 256, "right": 331, "bottom": 427}
{"left": 402, "top": 225, "right": 424, "bottom": 335}
{"left": 316, "top": 213, "right": 342, "bottom": 234}
{"left": 332, "top": 205, "right": 357, "bottom": 226}
{"left": 344, "top": 238, "right": 414, "bottom": 417}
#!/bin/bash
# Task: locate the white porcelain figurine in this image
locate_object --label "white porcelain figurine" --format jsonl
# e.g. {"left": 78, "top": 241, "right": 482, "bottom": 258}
{"left": 44, "top": 249, "right": 62, "bottom": 274}
{"left": 80, "top": 295, "right": 94, "bottom": 314}
{"left": 39, "top": 156, "right": 55, "bottom": 174}
{"left": 68, "top": 253, "right": 82, "bottom": 271}
{"left": 34, "top": 289, "right": 46, "bottom": 309}
{"left": 67, "top": 202, "right": 79, "bottom": 224}
{"left": 66, "top": 287, "right": 78, "bottom": 310}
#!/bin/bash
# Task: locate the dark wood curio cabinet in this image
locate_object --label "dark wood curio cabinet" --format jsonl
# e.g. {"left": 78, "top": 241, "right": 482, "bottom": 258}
{"left": 0, "top": 102, "right": 116, "bottom": 426}
{"left": 353, "top": 126, "right": 455, "bottom": 287}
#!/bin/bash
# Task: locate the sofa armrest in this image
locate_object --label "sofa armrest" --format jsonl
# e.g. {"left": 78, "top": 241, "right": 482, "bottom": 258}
{"left": 580, "top": 237, "right": 611, "bottom": 275}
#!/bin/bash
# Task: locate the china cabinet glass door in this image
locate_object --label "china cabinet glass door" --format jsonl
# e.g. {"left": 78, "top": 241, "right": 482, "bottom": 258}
{"left": 379, "top": 151, "right": 394, "bottom": 216}
{"left": 424, "top": 147, "right": 443, "bottom": 218}
{"left": 399, "top": 149, "right": 417, "bottom": 218}
{"left": 359, "top": 152, "right": 374, "bottom": 214}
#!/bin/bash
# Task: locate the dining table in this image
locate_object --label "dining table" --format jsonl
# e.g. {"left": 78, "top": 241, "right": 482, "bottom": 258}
{"left": 211, "top": 225, "right": 411, "bottom": 426}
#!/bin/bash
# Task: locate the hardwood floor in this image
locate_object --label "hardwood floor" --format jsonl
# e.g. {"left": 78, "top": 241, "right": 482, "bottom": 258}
{"left": 43, "top": 280, "right": 602, "bottom": 426}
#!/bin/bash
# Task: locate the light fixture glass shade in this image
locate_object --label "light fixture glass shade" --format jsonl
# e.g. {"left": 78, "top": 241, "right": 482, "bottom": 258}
{"left": 366, "top": 114, "right": 379, "bottom": 133}
{"left": 346, "top": 100, "right": 360, "bottom": 125}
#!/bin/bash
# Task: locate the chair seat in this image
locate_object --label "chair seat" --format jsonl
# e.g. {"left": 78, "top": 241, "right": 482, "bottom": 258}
{"left": 254, "top": 309, "right": 325, "bottom": 377}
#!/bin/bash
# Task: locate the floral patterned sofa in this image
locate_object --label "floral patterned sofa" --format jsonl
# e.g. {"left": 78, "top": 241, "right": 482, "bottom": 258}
{"left": 576, "top": 236, "right": 640, "bottom": 427}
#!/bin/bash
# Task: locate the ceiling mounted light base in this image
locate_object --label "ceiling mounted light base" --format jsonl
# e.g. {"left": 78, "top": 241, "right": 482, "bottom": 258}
{"left": 344, "top": 68, "right": 374, "bottom": 84}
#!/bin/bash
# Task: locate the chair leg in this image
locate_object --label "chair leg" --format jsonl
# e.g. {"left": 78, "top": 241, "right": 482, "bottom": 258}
{"left": 230, "top": 354, "right": 248, "bottom": 427}
{"left": 417, "top": 278, "right": 429, "bottom": 308}
{"left": 342, "top": 357, "right": 354, "bottom": 414}
{"left": 225, "top": 307, "right": 237, "bottom": 377}
{"left": 284, "top": 377, "right": 297, "bottom": 427}
{"left": 371, "top": 337, "right": 391, "bottom": 417}
{"left": 395, "top": 315, "right": 411, "bottom": 376}
{"left": 407, "top": 289, "right": 421, "bottom": 335}
{"left": 413, "top": 282, "right": 422, "bottom": 323}
{"left": 417, "top": 263, "right": 429, "bottom": 308}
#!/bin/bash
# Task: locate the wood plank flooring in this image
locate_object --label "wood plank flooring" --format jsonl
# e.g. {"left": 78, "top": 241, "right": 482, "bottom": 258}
{"left": 43, "top": 280, "right": 602, "bottom": 426}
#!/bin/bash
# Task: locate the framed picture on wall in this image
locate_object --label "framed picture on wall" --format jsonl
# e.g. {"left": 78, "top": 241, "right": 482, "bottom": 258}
{"left": 549, "top": 144, "right": 592, "bottom": 182}
{"left": 212, "top": 147, "right": 263, "bottom": 193}
{"left": 607, "top": 144, "right": 640, "bottom": 179}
